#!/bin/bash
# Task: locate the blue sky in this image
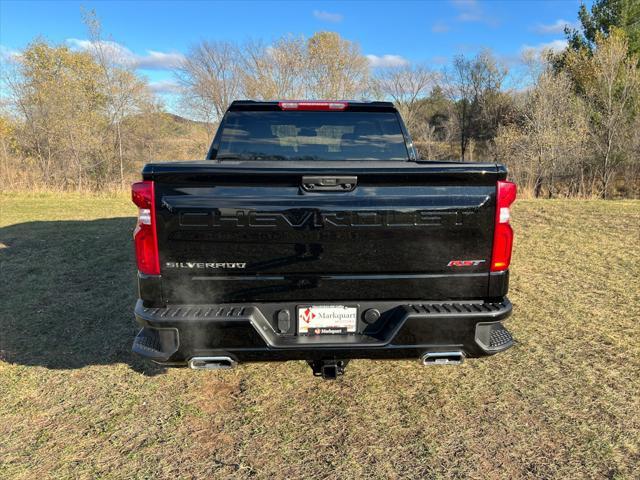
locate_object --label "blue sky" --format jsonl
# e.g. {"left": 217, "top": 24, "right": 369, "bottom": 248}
{"left": 1, "top": 0, "right": 589, "bottom": 111}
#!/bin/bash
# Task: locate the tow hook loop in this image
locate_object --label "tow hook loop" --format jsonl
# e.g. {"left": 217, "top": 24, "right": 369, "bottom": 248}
{"left": 308, "top": 359, "right": 349, "bottom": 380}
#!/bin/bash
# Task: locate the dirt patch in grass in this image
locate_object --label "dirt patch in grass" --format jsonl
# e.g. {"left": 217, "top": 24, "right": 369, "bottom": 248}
{"left": 1, "top": 194, "right": 639, "bottom": 479}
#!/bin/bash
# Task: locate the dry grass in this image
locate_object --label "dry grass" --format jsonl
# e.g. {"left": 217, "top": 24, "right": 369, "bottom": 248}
{"left": 0, "top": 193, "right": 639, "bottom": 479}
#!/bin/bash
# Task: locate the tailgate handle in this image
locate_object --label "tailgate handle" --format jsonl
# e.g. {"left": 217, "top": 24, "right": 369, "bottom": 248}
{"left": 301, "top": 176, "right": 357, "bottom": 192}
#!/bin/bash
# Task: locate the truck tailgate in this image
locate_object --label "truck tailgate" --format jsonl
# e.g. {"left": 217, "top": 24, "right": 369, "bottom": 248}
{"left": 148, "top": 161, "right": 503, "bottom": 303}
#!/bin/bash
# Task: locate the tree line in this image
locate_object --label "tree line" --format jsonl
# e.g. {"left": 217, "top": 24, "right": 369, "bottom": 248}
{"left": 1, "top": 1, "right": 638, "bottom": 198}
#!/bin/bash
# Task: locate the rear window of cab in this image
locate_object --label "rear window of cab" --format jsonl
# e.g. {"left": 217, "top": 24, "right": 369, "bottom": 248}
{"left": 214, "top": 111, "right": 410, "bottom": 161}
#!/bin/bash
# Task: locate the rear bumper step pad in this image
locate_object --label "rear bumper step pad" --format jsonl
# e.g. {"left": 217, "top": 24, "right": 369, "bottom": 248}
{"left": 133, "top": 298, "right": 513, "bottom": 363}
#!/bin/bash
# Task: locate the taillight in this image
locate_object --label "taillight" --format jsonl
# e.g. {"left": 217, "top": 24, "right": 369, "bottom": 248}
{"left": 131, "top": 180, "right": 160, "bottom": 275}
{"left": 490, "top": 180, "right": 517, "bottom": 272}
{"left": 278, "top": 101, "right": 348, "bottom": 111}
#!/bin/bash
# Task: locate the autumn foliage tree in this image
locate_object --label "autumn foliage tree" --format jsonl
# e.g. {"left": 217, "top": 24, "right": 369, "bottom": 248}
{"left": 305, "top": 32, "right": 369, "bottom": 99}
{"left": 567, "top": 30, "right": 639, "bottom": 198}
{"left": 494, "top": 70, "right": 589, "bottom": 197}
{"left": 5, "top": 43, "right": 109, "bottom": 188}
{"left": 179, "top": 31, "right": 370, "bottom": 121}
{"left": 241, "top": 37, "right": 308, "bottom": 100}
{"left": 2, "top": 40, "right": 165, "bottom": 189}
{"left": 565, "top": 0, "right": 640, "bottom": 60}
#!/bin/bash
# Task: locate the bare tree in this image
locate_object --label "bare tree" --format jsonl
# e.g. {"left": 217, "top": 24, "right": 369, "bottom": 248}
{"left": 177, "top": 40, "right": 242, "bottom": 128}
{"left": 83, "top": 10, "right": 153, "bottom": 188}
{"left": 241, "top": 37, "right": 307, "bottom": 100}
{"left": 443, "top": 50, "right": 507, "bottom": 160}
{"left": 494, "top": 70, "right": 588, "bottom": 197}
{"left": 371, "top": 65, "right": 436, "bottom": 133}
{"left": 582, "top": 31, "right": 639, "bottom": 198}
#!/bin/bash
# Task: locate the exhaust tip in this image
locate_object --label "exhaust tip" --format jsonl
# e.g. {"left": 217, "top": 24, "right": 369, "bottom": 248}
{"left": 421, "top": 351, "right": 464, "bottom": 366}
{"left": 189, "top": 356, "right": 237, "bottom": 370}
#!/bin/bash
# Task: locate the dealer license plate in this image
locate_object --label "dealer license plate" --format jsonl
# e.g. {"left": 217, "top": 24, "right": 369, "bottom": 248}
{"left": 297, "top": 305, "right": 358, "bottom": 335}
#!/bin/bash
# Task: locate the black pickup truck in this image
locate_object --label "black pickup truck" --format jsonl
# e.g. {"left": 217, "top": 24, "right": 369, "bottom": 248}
{"left": 131, "top": 100, "right": 516, "bottom": 378}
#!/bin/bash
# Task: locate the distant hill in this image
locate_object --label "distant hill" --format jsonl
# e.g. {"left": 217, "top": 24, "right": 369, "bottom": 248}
{"left": 162, "top": 112, "right": 214, "bottom": 128}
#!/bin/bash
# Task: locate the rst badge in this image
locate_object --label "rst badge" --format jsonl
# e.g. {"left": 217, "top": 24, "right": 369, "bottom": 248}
{"left": 447, "top": 260, "right": 486, "bottom": 267}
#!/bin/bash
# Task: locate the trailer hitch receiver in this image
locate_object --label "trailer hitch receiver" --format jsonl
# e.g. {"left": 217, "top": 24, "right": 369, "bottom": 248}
{"left": 308, "top": 359, "right": 349, "bottom": 379}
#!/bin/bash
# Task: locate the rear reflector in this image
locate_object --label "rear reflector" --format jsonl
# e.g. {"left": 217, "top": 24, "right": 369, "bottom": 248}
{"left": 490, "top": 180, "right": 517, "bottom": 272}
{"left": 278, "top": 101, "right": 348, "bottom": 111}
{"left": 131, "top": 181, "right": 160, "bottom": 275}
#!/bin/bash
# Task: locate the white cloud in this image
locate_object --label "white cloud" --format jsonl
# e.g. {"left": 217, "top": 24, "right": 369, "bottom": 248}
{"left": 137, "top": 50, "right": 186, "bottom": 70}
{"left": 0, "top": 45, "right": 22, "bottom": 63}
{"left": 432, "top": 21, "right": 450, "bottom": 33}
{"left": 533, "top": 19, "right": 578, "bottom": 34}
{"left": 67, "top": 38, "right": 131, "bottom": 63}
{"left": 366, "top": 54, "right": 409, "bottom": 68}
{"left": 148, "top": 79, "right": 181, "bottom": 94}
{"left": 452, "top": 0, "right": 481, "bottom": 21}
{"left": 521, "top": 39, "right": 568, "bottom": 56}
{"left": 66, "top": 38, "right": 185, "bottom": 70}
{"left": 313, "top": 9, "right": 343, "bottom": 23}
{"left": 451, "top": 0, "right": 498, "bottom": 26}
{"left": 457, "top": 12, "right": 483, "bottom": 22}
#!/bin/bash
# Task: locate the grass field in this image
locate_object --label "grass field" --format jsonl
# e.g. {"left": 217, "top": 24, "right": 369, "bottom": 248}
{"left": 1, "top": 193, "right": 639, "bottom": 479}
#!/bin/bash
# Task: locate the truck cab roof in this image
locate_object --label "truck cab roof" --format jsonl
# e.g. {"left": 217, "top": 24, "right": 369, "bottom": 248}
{"left": 228, "top": 100, "right": 397, "bottom": 112}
